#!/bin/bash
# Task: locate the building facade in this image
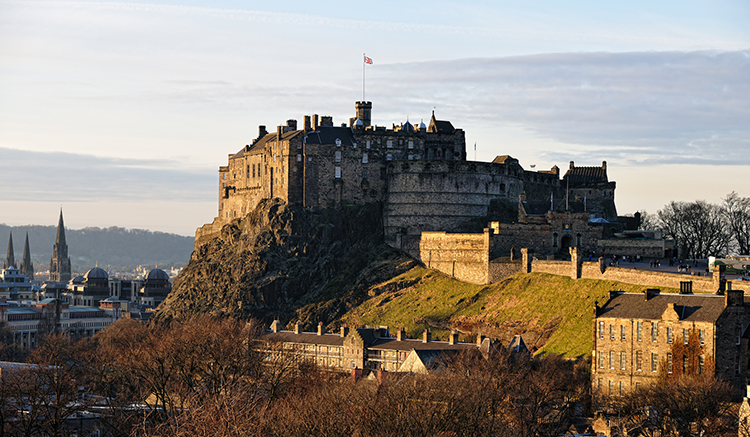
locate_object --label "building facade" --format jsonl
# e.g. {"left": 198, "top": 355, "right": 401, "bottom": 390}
{"left": 592, "top": 282, "right": 750, "bottom": 401}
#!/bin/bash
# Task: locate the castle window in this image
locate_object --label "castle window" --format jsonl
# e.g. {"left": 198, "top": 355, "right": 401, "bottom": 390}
{"left": 408, "top": 140, "right": 414, "bottom": 149}
{"left": 667, "top": 327, "right": 673, "bottom": 343}
{"left": 500, "top": 183, "right": 506, "bottom": 192}
{"left": 408, "top": 154, "right": 413, "bottom": 160}
{"left": 652, "top": 322, "right": 658, "bottom": 342}
{"left": 598, "top": 321, "right": 604, "bottom": 339}
{"left": 297, "top": 154, "right": 302, "bottom": 162}
{"left": 335, "top": 151, "right": 342, "bottom": 163}
{"left": 553, "top": 233, "right": 558, "bottom": 247}
{"left": 637, "top": 321, "right": 642, "bottom": 341}
{"left": 386, "top": 139, "right": 393, "bottom": 148}
{"left": 386, "top": 153, "right": 393, "bottom": 161}
{"left": 335, "top": 138, "right": 342, "bottom": 147}
{"left": 636, "top": 351, "right": 642, "bottom": 371}
{"left": 651, "top": 353, "right": 658, "bottom": 372}
{"left": 362, "top": 153, "right": 368, "bottom": 164}
{"left": 366, "top": 140, "right": 370, "bottom": 149}
{"left": 335, "top": 167, "right": 341, "bottom": 178}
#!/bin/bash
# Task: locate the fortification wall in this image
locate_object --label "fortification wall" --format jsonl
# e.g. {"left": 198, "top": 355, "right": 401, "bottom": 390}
{"left": 531, "top": 260, "right": 573, "bottom": 277}
{"left": 385, "top": 161, "right": 526, "bottom": 243}
{"left": 597, "top": 238, "right": 667, "bottom": 258}
{"left": 194, "top": 219, "right": 222, "bottom": 251}
{"left": 488, "top": 259, "right": 524, "bottom": 283}
{"left": 419, "top": 230, "right": 491, "bottom": 284}
{"left": 584, "top": 266, "right": 717, "bottom": 292}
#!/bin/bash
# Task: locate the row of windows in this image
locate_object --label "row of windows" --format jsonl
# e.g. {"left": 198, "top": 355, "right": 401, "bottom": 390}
{"left": 598, "top": 350, "right": 706, "bottom": 374}
{"left": 599, "top": 321, "right": 705, "bottom": 345}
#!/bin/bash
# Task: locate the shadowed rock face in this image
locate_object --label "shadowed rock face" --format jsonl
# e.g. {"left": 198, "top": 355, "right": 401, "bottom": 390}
{"left": 153, "top": 199, "right": 415, "bottom": 327}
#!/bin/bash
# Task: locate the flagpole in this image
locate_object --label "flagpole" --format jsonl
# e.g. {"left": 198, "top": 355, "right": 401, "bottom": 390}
{"left": 362, "top": 53, "right": 365, "bottom": 101}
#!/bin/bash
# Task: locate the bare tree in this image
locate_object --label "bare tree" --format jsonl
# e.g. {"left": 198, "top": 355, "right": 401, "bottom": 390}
{"left": 723, "top": 191, "right": 750, "bottom": 255}
{"left": 657, "top": 200, "right": 729, "bottom": 259}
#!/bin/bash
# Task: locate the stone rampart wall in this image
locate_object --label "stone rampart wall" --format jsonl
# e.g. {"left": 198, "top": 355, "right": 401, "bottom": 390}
{"left": 488, "top": 260, "right": 524, "bottom": 283}
{"left": 419, "top": 231, "right": 490, "bottom": 284}
{"left": 531, "top": 260, "right": 573, "bottom": 277}
{"left": 194, "top": 219, "right": 222, "bottom": 251}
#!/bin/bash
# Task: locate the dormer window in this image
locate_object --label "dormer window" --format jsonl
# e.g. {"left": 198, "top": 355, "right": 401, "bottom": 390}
{"left": 335, "top": 138, "right": 342, "bottom": 147}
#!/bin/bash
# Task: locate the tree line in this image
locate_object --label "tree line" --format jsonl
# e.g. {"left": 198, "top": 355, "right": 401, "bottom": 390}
{"left": 0, "top": 317, "right": 741, "bottom": 436}
{"left": 640, "top": 191, "right": 750, "bottom": 259}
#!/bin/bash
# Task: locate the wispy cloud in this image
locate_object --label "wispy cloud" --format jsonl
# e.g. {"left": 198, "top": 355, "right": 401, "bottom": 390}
{"left": 0, "top": 148, "right": 214, "bottom": 202}
{"left": 371, "top": 50, "right": 750, "bottom": 166}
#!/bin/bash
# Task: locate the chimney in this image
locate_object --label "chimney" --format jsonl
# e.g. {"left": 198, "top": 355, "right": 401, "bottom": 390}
{"left": 602, "top": 161, "right": 607, "bottom": 170}
{"left": 476, "top": 333, "right": 485, "bottom": 346}
{"left": 277, "top": 125, "right": 282, "bottom": 141}
{"left": 286, "top": 119, "right": 297, "bottom": 131}
{"left": 396, "top": 327, "right": 405, "bottom": 341}
{"left": 569, "top": 161, "right": 575, "bottom": 170}
{"left": 258, "top": 125, "right": 268, "bottom": 138}
{"left": 317, "top": 322, "right": 324, "bottom": 336}
{"left": 448, "top": 330, "right": 459, "bottom": 345}
{"left": 294, "top": 321, "right": 301, "bottom": 334}
{"left": 320, "top": 116, "right": 333, "bottom": 127}
{"left": 313, "top": 114, "right": 319, "bottom": 131}
{"left": 304, "top": 115, "right": 311, "bottom": 132}
{"left": 270, "top": 319, "right": 281, "bottom": 333}
{"left": 725, "top": 282, "right": 744, "bottom": 307}
{"left": 340, "top": 326, "right": 349, "bottom": 338}
{"left": 423, "top": 329, "right": 431, "bottom": 343}
{"left": 644, "top": 288, "right": 658, "bottom": 301}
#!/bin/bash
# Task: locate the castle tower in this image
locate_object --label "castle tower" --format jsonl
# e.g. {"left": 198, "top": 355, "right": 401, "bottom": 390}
{"left": 4, "top": 232, "right": 15, "bottom": 269}
{"left": 355, "top": 101, "right": 372, "bottom": 127}
{"left": 49, "top": 209, "right": 72, "bottom": 283}
{"left": 21, "top": 232, "right": 34, "bottom": 280}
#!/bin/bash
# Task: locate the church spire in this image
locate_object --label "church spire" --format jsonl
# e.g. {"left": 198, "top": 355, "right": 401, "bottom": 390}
{"left": 21, "top": 232, "right": 34, "bottom": 280}
{"left": 55, "top": 208, "right": 67, "bottom": 249}
{"left": 50, "top": 209, "right": 72, "bottom": 283}
{"left": 4, "top": 232, "right": 14, "bottom": 269}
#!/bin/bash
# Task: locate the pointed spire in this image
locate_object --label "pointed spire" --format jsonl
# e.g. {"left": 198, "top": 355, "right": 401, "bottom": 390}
{"left": 4, "top": 232, "right": 15, "bottom": 269}
{"left": 56, "top": 208, "right": 67, "bottom": 248}
{"left": 21, "top": 232, "right": 34, "bottom": 280}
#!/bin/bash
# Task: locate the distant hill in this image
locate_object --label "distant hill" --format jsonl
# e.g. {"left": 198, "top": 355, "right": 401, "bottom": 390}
{"left": 0, "top": 224, "right": 194, "bottom": 274}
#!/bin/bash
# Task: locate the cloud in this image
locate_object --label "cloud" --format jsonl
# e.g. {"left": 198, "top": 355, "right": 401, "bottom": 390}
{"left": 369, "top": 50, "right": 750, "bottom": 166}
{"left": 0, "top": 147, "right": 214, "bottom": 202}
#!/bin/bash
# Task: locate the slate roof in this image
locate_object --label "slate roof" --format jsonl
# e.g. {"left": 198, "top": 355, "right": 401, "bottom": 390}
{"left": 427, "top": 112, "right": 455, "bottom": 134}
{"left": 564, "top": 165, "right": 608, "bottom": 185}
{"left": 305, "top": 126, "right": 357, "bottom": 146}
{"left": 368, "top": 337, "right": 478, "bottom": 352}
{"left": 521, "top": 201, "right": 550, "bottom": 216}
{"left": 259, "top": 331, "right": 346, "bottom": 347}
{"left": 238, "top": 130, "right": 306, "bottom": 157}
{"left": 492, "top": 155, "right": 519, "bottom": 165}
{"left": 597, "top": 292, "right": 727, "bottom": 323}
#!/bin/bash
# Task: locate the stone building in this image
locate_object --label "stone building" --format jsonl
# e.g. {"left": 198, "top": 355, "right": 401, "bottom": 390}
{"left": 592, "top": 282, "right": 750, "bottom": 401}
{"left": 135, "top": 268, "right": 172, "bottom": 307}
{"left": 20, "top": 233, "right": 34, "bottom": 280}
{"left": 3, "top": 232, "right": 14, "bottom": 269}
{"left": 64, "top": 267, "right": 110, "bottom": 307}
{"left": 257, "top": 321, "right": 488, "bottom": 374}
{"left": 49, "top": 209, "right": 72, "bottom": 283}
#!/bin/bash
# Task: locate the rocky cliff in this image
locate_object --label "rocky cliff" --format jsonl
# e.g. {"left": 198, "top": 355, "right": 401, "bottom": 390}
{"left": 152, "top": 199, "right": 416, "bottom": 327}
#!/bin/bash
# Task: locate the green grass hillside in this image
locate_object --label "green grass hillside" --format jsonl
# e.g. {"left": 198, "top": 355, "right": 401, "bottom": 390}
{"left": 336, "top": 269, "right": 680, "bottom": 358}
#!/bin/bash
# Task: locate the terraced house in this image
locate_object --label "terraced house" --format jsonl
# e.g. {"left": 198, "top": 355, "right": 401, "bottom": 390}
{"left": 592, "top": 281, "right": 750, "bottom": 401}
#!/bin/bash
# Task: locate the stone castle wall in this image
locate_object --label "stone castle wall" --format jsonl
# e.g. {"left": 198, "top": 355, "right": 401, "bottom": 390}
{"left": 419, "top": 230, "right": 491, "bottom": 284}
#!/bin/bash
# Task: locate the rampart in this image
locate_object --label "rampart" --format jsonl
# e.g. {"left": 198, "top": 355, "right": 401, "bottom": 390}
{"left": 419, "top": 229, "right": 493, "bottom": 284}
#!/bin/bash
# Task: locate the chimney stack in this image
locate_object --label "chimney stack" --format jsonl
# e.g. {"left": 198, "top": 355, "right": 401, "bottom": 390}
{"left": 397, "top": 327, "right": 405, "bottom": 341}
{"left": 602, "top": 160, "right": 607, "bottom": 170}
{"left": 569, "top": 161, "right": 575, "bottom": 170}
{"left": 340, "top": 326, "right": 349, "bottom": 338}
{"left": 258, "top": 125, "right": 267, "bottom": 139}
{"left": 320, "top": 116, "right": 333, "bottom": 127}
{"left": 270, "top": 320, "right": 281, "bottom": 333}
{"left": 423, "top": 329, "right": 431, "bottom": 343}
{"left": 476, "top": 333, "right": 485, "bottom": 346}
{"left": 317, "top": 322, "right": 324, "bottom": 336}
{"left": 286, "top": 119, "right": 297, "bottom": 131}
{"left": 448, "top": 330, "right": 459, "bottom": 345}
{"left": 277, "top": 125, "right": 282, "bottom": 141}
{"left": 644, "top": 289, "right": 658, "bottom": 301}
{"left": 294, "top": 321, "right": 301, "bottom": 334}
{"left": 304, "top": 115, "right": 311, "bottom": 132}
{"left": 313, "top": 114, "right": 319, "bottom": 131}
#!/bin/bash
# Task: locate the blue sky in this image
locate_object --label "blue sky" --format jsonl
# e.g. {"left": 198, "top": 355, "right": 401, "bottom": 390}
{"left": 1, "top": 0, "right": 748, "bottom": 235}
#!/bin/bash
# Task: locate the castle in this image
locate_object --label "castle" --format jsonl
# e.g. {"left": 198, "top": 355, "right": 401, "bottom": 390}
{"left": 199, "top": 101, "right": 632, "bottom": 271}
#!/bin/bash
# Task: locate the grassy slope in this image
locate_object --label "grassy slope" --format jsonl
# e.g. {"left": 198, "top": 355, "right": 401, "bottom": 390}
{"left": 337, "top": 269, "right": 680, "bottom": 358}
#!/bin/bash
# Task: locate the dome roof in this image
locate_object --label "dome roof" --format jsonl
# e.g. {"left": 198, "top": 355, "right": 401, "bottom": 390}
{"left": 71, "top": 275, "right": 84, "bottom": 284}
{"left": 146, "top": 268, "right": 169, "bottom": 281}
{"left": 402, "top": 120, "right": 414, "bottom": 132}
{"left": 84, "top": 267, "right": 109, "bottom": 280}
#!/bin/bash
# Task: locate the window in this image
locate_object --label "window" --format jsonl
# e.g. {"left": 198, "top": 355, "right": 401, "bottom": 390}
{"left": 621, "top": 325, "right": 626, "bottom": 341}
{"left": 609, "top": 351, "right": 615, "bottom": 369}
{"left": 620, "top": 352, "right": 626, "bottom": 370}
{"left": 408, "top": 140, "right": 414, "bottom": 149}
{"left": 637, "top": 321, "right": 642, "bottom": 342}
{"left": 736, "top": 355, "right": 741, "bottom": 375}
{"left": 636, "top": 351, "right": 642, "bottom": 371}
{"left": 366, "top": 139, "right": 370, "bottom": 149}
{"left": 667, "top": 353, "right": 673, "bottom": 373}
{"left": 334, "top": 167, "right": 341, "bottom": 178}
{"left": 699, "top": 356, "right": 705, "bottom": 375}
{"left": 651, "top": 353, "right": 658, "bottom": 372}
{"left": 683, "top": 356, "right": 688, "bottom": 373}
{"left": 610, "top": 325, "right": 615, "bottom": 340}
{"left": 652, "top": 322, "right": 658, "bottom": 342}
{"left": 599, "top": 321, "right": 605, "bottom": 339}
{"left": 408, "top": 154, "right": 414, "bottom": 160}
{"left": 386, "top": 139, "right": 393, "bottom": 148}
{"left": 683, "top": 328, "right": 689, "bottom": 345}
{"left": 386, "top": 153, "right": 393, "bottom": 161}
{"left": 598, "top": 351, "right": 605, "bottom": 369}
{"left": 699, "top": 329, "right": 705, "bottom": 345}
{"left": 362, "top": 153, "right": 368, "bottom": 164}
{"left": 667, "top": 327, "right": 673, "bottom": 343}
{"left": 619, "top": 381, "right": 624, "bottom": 396}
{"left": 297, "top": 154, "right": 302, "bottom": 162}
{"left": 335, "top": 150, "right": 342, "bottom": 163}
{"left": 608, "top": 380, "right": 613, "bottom": 396}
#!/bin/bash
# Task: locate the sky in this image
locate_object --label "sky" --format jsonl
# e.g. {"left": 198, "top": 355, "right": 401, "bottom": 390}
{"left": 1, "top": 0, "right": 748, "bottom": 236}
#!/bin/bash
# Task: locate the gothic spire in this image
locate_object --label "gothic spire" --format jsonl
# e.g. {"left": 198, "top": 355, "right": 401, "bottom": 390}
{"left": 4, "top": 232, "right": 14, "bottom": 269}
{"left": 21, "top": 232, "right": 34, "bottom": 280}
{"left": 56, "top": 208, "right": 67, "bottom": 248}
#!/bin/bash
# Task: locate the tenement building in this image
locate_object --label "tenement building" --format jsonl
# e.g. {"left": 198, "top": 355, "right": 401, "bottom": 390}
{"left": 592, "top": 283, "right": 750, "bottom": 401}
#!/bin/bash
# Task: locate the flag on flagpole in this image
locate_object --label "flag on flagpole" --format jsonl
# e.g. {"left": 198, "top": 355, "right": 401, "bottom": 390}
{"left": 364, "top": 55, "right": 373, "bottom": 64}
